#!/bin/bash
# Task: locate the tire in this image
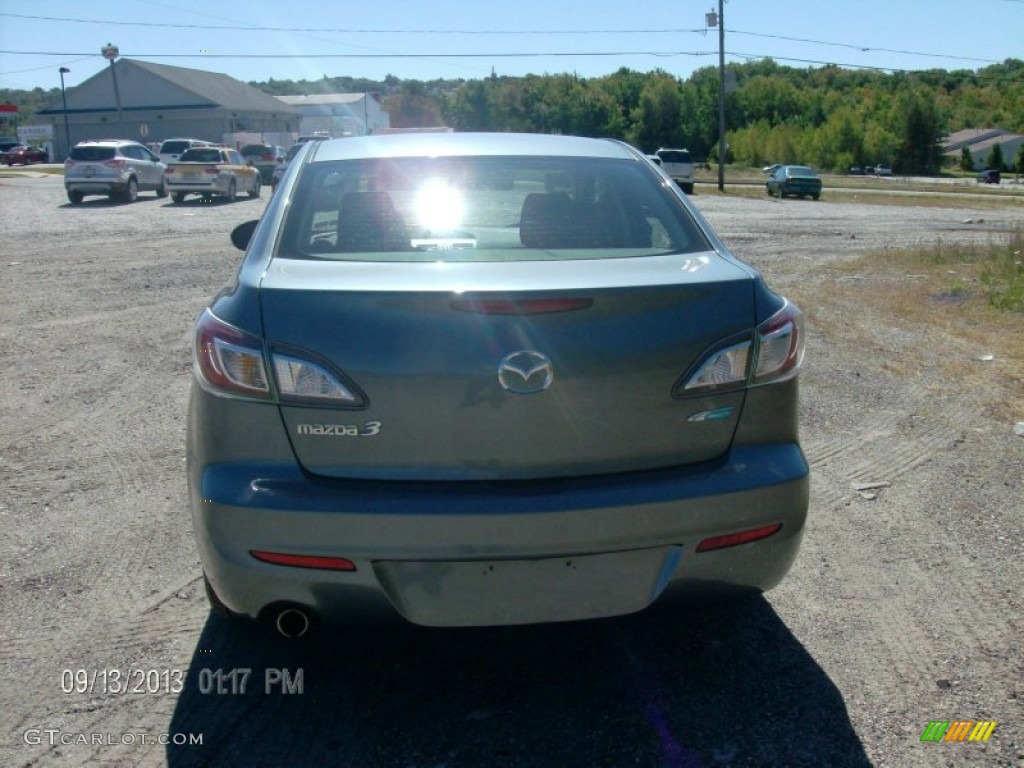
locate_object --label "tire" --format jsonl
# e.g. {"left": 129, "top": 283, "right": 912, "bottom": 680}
{"left": 122, "top": 177, "right": 138, "bottom": 203}
{"left": 812, "top": 193, "right": 820, "bottom": 201}
{"left": 67, "top": 190, "right": 83, "bottom": 205}
{"left": 203, "top": 573, "right": 235, "bottom": 619}
{"left": 155, "top": 176, "right": 168, "bottom": 198}
{"left": 681, "top": 182, "right": 694, "bottom": 195}
{"left": 248, "top": 174, "right": 261, "bottom": 199}
{"left": 225, "top": 179, "right": 237, "bottom": 201}
{"left": 171, "top": 192, "right": 186, "bottom": 204}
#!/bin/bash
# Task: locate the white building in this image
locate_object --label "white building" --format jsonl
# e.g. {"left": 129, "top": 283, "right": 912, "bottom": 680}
{"left": 275, "top": 94, "right": 390, "bottom": 137}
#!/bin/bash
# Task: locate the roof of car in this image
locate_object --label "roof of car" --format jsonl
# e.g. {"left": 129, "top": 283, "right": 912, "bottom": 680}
{"left": 310, "top": 133, "right": 638, "bottom": 163}
{"left": 75, "top": 139, "right": 144, "bottom": 147}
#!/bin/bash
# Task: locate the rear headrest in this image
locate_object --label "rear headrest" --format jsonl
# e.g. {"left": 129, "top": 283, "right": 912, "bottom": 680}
{"left": 519, "top": 192, "right": 575, "bottom": 248}
{"left": 336, "top": 191, "right": 409, "bottom": 252}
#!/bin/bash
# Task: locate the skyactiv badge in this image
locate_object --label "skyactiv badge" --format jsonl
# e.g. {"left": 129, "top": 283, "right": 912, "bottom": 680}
{"left": 920, "top": 721, "right": 997, "bottom": 742}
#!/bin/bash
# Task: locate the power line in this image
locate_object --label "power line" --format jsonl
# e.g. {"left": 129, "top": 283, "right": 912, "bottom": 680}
{"left": 0, "top": 13, "right": 707, "bottom": 34}
{"left": 729, "top": 30, "right": 1001, "bottom": 65}
{"left": 0, "top": 11, "right": 1012, "bottom": 67}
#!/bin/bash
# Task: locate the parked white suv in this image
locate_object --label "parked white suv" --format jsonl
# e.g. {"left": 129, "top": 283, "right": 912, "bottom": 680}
{"left": 64, "top": 140, "right": 167, "bottom": 204}
{"left": 655, "top": 148, "right": 696, "bottom": 194}
{"left": 158, "top": 137, "right": 216, "bottom": 165}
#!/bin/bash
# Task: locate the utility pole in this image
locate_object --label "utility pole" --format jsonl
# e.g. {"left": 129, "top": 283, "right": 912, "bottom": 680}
{"left": 716, "top": 0, "right": 726, "bottom": 191}
{"left": 101, "top": 43, "right": 127, "bottom": 137}
{"left": 59, "top": 67, "right": 72, "bottom": 159}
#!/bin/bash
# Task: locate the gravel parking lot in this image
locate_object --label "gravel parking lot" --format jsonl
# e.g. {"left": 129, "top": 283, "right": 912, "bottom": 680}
{"left": 1, "top": 174, "right": 1021, "bottom": 767}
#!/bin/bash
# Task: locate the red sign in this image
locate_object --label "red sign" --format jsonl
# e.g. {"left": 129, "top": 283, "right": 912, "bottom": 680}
{"left": 0, "top": 104, "right": 18, "bottom": 113}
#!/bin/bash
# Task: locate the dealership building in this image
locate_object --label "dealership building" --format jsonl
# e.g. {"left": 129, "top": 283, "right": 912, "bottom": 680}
{"left": 39, "top": 59, "right": 302, "bottom": 160}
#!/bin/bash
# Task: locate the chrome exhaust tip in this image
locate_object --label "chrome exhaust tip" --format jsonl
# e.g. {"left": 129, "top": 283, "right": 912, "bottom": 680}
{"left": 274, "top": 606, "right": 312, "bottom": 639}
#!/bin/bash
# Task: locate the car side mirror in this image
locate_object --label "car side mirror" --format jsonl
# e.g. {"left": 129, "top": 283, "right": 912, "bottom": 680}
{"left": 231, "top": 220, "right": 259, "bottom": 251}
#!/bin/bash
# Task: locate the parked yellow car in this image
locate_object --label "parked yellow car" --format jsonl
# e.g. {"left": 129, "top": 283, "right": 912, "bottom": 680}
{"left": 165, "top": 147, "right": 261, "bottom": 203}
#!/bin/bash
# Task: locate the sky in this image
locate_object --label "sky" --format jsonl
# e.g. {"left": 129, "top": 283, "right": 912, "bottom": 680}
{"left": 1, "top": 0, "right": 1022, "bottom": 92}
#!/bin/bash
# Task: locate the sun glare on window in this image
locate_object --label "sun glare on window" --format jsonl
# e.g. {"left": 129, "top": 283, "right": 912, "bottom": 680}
{"left": 414, "top": 178, "right": 465, "bottom": 233}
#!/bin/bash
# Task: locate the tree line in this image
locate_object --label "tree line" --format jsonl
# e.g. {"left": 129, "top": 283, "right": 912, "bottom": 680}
{"left": 281, "top": 59, "right": 1024, "bottom": 174}
{"left": 5, "top": 57, "right": 1022, "bottom": 174}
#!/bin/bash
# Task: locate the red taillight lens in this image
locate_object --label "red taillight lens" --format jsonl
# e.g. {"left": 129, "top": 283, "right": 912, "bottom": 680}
{"left": 203, "top": 168, "right": 219, "bottom": 175}
{"left": 261, "top": 153, "right": 273, "bottom": 161}
{"left": 695, "top": 523, "right": 782, "bottom": 553}
{"left": 251, "top": 551, "right": 357, "bottom": 571}
{"left": 64, "top": 159, "right": 74, "bottom": 169}
{"left": 103, "top": 159, "right": 125, "bottom": 169}
{"left": 164, "top": 167, "right": 175, "bottom": 174}
{"left": 193, "top": 309, "right": 271, "bottom": 399}
{"left": 752, "top": 301, "right": 804, "bottom": 385}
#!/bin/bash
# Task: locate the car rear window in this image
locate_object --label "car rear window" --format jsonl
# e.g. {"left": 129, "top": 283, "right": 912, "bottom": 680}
{"left": 180, "top": 148, "right": 223, "bottom": 163}
{"left": 657, "top": 150, "right": 692, "bottom": 164}
{"left": 241, "top": 145, "right": 271, "bottom": 156}
{"left": 160, "top": 141, "right": 195, "bottom": 154}
{"left": 70, "top": 146, "right": 116, "bottom": 161}
{"left": 278, "top": 155, "right": 710, "bottom": 262}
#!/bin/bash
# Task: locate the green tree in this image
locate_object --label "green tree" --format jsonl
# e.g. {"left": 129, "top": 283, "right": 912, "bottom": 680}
{"left": 383, "top": 81, "right": 444, "bottom": 128}
{"left": 447, "top": 80, "right": 499, "bottom": 131}
{"left": 894, "top": 92, "right": 943, "bottom": 174}
{"left": 628, "top": 75, "right": 686, "bottom": 152}
{"left": 986, "top": 142, "right": 1005, "bottom": 171}
{"left": 960, "top": 145, "right": 974, "bottom": 171}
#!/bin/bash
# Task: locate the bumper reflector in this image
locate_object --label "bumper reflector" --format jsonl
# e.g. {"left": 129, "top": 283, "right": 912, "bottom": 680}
{"left": 695, "top": 523, "right": 782, "bottom": 553}
{"left": 250, "top": 550, "right": 357, "bottom": 571}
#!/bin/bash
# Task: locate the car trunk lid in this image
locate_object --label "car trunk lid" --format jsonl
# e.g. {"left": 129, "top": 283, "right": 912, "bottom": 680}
{"left": 259, "top": 252, "right": 754, "bottom": 480}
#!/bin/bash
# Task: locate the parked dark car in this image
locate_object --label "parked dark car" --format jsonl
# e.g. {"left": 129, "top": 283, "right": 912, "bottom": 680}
{"left": 240, "top": 144, "right": 286, "bottom": 183}
{"left": 1, "top": 144, "right": 48, "bottom": 165}
{"left": 766, "top": 165, "right": 822, "bottom": 200}
{"left": 977, "top": 169, "right": 1001, "bottom": 184}
{"left": 188, "top": 132, "right": 809, "bottom": 637}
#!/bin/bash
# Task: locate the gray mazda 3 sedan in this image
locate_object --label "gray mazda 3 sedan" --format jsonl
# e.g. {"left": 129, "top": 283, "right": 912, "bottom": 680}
{"left": 187, "top": 132, "right": 808, "bottom": 637}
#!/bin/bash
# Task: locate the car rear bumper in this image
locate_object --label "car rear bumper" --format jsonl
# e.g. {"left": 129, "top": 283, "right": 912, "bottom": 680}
{"left": 167, "top": 179, "right": 230, "bottom": 194}
{"left": 65, "top": 180, "right": 130, "bottom": 194}
{"left": 190, "top": 437, "right": 808, "bottom": 627}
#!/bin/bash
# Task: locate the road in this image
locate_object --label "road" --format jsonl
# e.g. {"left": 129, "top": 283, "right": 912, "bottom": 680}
{"left": 0, "top": 175, "right": 1021, "bottom": 767}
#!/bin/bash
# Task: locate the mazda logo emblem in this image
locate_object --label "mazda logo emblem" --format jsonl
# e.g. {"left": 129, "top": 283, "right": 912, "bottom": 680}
{"left": 497, "top": 350, "right": 553, "bottom": 394}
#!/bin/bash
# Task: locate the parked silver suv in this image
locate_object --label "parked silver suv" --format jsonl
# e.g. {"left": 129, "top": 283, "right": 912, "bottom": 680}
{"left": 64, "top": 140, "right": 167, "bottom": 204}
{"left": 655, "top": 148, "right": 696, "bottom": 194}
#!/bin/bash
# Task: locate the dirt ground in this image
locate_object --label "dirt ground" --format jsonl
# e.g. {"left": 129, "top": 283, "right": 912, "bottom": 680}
{"left": 0, "top": 174, "right": 1021, "bottom": 767}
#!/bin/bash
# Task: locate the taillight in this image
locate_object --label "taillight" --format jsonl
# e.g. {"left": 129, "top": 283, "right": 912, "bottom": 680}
{"left": 451, "top": 298, "right": 593, "bottom": 314}
{"left": 261, "top": 153, "right": 273, "bottom": 161}
{"left": 751, "top": 301, "right": 804, "bottom": 386}
{"left": 64, "top": 159, "right": 74, "bottom": 169}
{"left": 103, "top": 158, "right": 125, "bottom": 169}
{"left": 680, "top": 339, "right": 752, "bottom": 394}
{"left": 164, "top": 167, "right": 175, "bottom": 174}
{"left": 677, "top": 300, "right": 804, "bottom": 395}
{"left": 194, "top": 310, "right": 271, "bottom": 399}
{"left": 272, "top": 352, "right": 364, "bottom": 406}
{"left": 193, "top": 309, "right": 365, "bottom": 405}
{"left": 204, "top": 168, "right": 219, "bottom": 175}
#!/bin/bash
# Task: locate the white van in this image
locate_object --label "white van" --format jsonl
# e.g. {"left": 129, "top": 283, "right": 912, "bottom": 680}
{"left": 655, "top": 148, "right": 695, "bottom": 194}
{"left": 158, "top": 138, "right": 216, "bottom": 165}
